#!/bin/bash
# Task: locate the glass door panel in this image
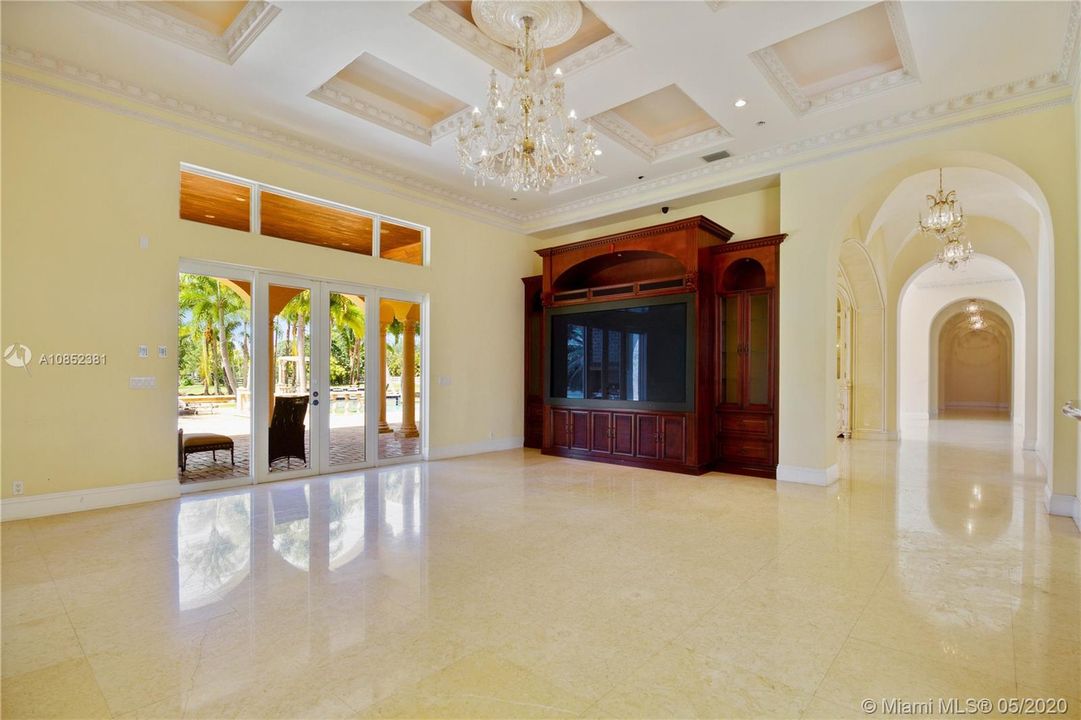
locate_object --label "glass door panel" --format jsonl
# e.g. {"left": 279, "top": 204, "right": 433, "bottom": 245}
{"left": 378, "top": 298, "right": 422, "bottom": 461}
{"left": 746, "top": 291, "right": 771, "bottom": 406}
{"left": 327, "top": 290, "right": 367, "bottom": 468}
{"left": 267, "top": 282, "right": 313, "bottom": 474}
{"left": 721, "top": 295, "right": 742, "bottom": 405}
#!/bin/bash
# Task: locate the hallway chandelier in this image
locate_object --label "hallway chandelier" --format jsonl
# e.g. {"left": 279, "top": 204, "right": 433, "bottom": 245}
{"left": 456, "top": 1, "right": 600, "bottom": 192}
{"left": 918, "top": 169, "right": 973, "bottom": 270}
{"left": 937, "top": 232, "right": 974, "bottom": 270}
{"left": 919, "top": 169, "right": 966, "bottom": 236}
{"left": 965, "top": 299, "right": 986, "bottom": 330}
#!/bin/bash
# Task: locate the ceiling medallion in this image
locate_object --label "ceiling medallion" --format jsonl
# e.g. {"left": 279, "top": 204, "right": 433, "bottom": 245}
{"left": 917, "top": 168, "right": 973, "bottom": 270}
{"left": 458, "top": 0, "right": 600, "bottom": 192}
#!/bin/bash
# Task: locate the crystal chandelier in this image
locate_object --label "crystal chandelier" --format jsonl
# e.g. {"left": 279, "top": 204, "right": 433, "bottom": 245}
{"left": 964, "top": 299, "right": 986, "bottom": 330}
{"left": 937, "top": 232, "right": 974, "bottom": 270}
{"left": 917, "top": 168, "right": 973, "bottom": 270}
{"left": 456, "top": 12, "right": 600, "bottom": 192}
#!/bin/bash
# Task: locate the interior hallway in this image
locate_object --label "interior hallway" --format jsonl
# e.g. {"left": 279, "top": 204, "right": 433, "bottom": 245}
{"left": 1, "top": 416, "right": 1078, "bottom": 719}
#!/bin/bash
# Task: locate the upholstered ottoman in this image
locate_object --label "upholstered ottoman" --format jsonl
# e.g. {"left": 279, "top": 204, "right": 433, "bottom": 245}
{"left": 180, "top": 432, "right": 235, "bottom": 471}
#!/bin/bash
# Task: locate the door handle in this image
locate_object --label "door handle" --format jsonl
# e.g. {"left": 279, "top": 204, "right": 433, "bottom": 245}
{"left": 312, "top": 399, "right": 320, "bottom": 406}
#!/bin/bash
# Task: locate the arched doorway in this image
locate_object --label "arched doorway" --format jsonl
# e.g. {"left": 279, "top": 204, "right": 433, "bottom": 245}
{"left": 936, "top": 307, "right": 1012, "bottom": 417}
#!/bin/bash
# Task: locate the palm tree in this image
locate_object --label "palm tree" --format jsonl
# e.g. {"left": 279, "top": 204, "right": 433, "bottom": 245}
{"left": 281, "top": 290, "right": 311, "bottom": 393}
{"left": 179, "top": 274, "right": 248, "bottom": 395}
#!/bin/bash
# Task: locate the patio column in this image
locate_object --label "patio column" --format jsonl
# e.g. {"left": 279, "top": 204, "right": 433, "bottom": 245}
{"left": 378, "top": 320, "right": 392, "bottom": 433}
{"left": 399, "top": 319, "right": 419, "bottom": 438}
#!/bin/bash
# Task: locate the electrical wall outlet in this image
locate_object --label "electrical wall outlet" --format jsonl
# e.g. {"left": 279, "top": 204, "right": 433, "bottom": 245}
{"left": 13, "top": 481, "right": 24, "bottom": 496}
{"left": 129, "top": 376, "right": 156, "bottom": 389}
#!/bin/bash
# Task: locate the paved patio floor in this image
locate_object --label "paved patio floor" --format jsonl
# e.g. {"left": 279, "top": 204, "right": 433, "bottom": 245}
{"left": 179, "top": 426, "right": 420, "bottom": 484}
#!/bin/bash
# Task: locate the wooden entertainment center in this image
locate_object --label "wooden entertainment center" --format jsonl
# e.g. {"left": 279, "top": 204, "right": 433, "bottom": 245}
{"left": 525, "top": 216, "right": 784, "bottom": 478}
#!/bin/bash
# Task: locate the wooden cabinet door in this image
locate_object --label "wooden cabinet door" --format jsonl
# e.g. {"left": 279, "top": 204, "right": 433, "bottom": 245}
{"left": 636, "top": 414, "right": 661, "bottom": 459}
{"left": 744, "top": 289, "right": 773, "bottom": 410}
{"left": 660, "top": 416, "right": 686, "bottom": 463}
{"left": 612, "top": 413, "right": 635, "bottom": 456}
{"left": 551, "top": 408, "right": 570, "bottom": 449}
{"left": 569, "top": 410, "right": 590, "bottom": 451}
{"left": 718, "top": 293, "right": 745, "bottom": 408}
{"left": 590, "top": 412, "right": 612, "bottom": 454}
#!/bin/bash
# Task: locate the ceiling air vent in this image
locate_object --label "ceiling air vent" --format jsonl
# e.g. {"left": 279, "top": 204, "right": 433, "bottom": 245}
{"left": 701, "top": 150, "right": 731, "bottom": 163}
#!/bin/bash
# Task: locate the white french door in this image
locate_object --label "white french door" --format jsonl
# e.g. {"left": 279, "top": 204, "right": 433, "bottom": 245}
{"left": 250, "top": 272, "right": 426, "bottom": 484}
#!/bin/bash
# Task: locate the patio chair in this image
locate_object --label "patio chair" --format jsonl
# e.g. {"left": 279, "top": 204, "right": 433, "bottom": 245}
{"left": 269, "top": 395, "right": 309, "bottom": 468}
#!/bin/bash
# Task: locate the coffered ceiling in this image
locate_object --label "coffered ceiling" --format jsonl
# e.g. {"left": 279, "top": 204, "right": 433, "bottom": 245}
{"left": 2, "top": 1, "right": 1078, "bottom": 233}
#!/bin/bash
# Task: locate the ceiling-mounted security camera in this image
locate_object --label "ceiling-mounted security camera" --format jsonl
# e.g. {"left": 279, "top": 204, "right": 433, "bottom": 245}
{"left": 661, "top": 206, "right": 670, "bottom": 214}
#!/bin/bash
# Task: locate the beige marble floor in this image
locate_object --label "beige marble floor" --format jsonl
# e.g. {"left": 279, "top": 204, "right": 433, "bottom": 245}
{"left": 2, "top": 415, "right": 1079, "bottom": 719}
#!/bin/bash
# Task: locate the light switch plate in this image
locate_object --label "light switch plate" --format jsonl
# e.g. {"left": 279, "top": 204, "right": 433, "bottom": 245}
{"left": 138, "top": 345, "right": 149, "bottom": 358}
{"left": 158, "top": 345, "right": 167, "bottom": 359}
{"left": 139, "top": 235, "right": 149, "bottom": 249}
{"left": 129, "top": 376, "right": 156, "bottom": 389}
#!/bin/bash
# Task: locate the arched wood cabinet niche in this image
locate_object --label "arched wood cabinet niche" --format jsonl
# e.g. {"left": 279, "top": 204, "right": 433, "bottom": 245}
{"left": 712, "top": 235, "right": 785, "bottom": 477}
{"left": 528, "top": 215, "right": 785, "bottom": 477}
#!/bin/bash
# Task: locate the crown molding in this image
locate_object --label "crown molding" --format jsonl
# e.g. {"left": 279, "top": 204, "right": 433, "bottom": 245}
{"left": 750, "top": 2, "right": 919, "bottom": 117}
{"left": 3, "top": 0, "right": 1079, "bottom": 240}
{"left": 409, "top": 1, "right": 629, "bottom": 80}
{"left": 309, "top": 81, "right": 469, "bottom": 145}
{"left": 0, "top": 45, "right": 527, "bottom": 231}
{"left": 309, "top": 81, "right": 433, "bottom": 145}
{"left": 522, "top": 75, "right": 1075, "bottom": 231}
{"left": 75, "top": 0, "right": 280, "bottom": 65}
{"left": 592, "top": 111, "right": 732, "bottom": 163}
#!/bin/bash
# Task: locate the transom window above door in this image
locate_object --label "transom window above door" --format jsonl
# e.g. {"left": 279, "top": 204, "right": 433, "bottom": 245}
{"left": 179, "top": 164, "right": 428, "bottom": 266}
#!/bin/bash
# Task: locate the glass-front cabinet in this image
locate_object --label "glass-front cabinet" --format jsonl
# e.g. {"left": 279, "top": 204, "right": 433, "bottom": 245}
{"left": 719, "top": 288, "right": 773, "bottom": 410}
{"left": 712, "top": 243, "right": 783, "bottom": 478}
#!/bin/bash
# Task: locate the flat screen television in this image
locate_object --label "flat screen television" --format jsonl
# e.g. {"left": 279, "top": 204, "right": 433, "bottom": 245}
{"left": 547, "top": 294, "right": 695, "bottom": 412}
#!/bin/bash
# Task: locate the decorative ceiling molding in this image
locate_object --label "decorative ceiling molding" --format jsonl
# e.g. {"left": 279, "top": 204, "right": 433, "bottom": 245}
{"left": 75, "top": 0, "right": 280, "bottom": 65}
{"left": 309, "top": 81, "right": 469, "bottom": 145}
{"left": 549, "top": 172, "right": 607, "bottom": 195}
{"left": 1059, "top": 1, "right": 1081, "bottom": 86}
{"left": 522, "top": 75, "right": 1074, "bottom": 228}
{"left": 750, "top": 2, "right": 919, "bottom": 117}
{"left": 409, "top": 1, "right": 629, "bottom": 79}
{"left": 310, "top": 81, "right": 431, "bottom": 145}
{"left": 0, "top": 45, "right": 524, "bottom": 228}
{"left": 592, "top": 111, "right": 732, "bottom": 163}
{"left": 3, "top": 3, "right": 1079, "bottom": 238}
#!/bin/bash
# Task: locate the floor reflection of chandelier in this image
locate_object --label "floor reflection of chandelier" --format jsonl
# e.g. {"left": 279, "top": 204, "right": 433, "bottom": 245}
{"left": 457, "top": 1, "right": 600, "bottom": 192}
{"left": 918, "top": 168, "right": 973, "bottom": 270}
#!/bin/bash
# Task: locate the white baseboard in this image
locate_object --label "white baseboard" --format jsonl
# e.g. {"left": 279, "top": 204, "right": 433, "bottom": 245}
{"left": 852, "top": 429, "right": 898, "bottom": 441}
{"left": 428, "top": 436, "right": 523, "bottom": 461}
{"left": 1, "top": 479, "right": 178, "bottom": 522}
{"left": 943, "top": 402, "right": 1010, "bottom": 410}
{"left": 1044, "top": 482, "right": 1078, "bottom": 522}
{"left": 901, "top": 412, "right": 930, "bottom": 420}
{"left": 776, "top": 463, "right": 839, "bottom": 486}
{"left": 1073, "top": 496, "right": 1081, "bottom": 533}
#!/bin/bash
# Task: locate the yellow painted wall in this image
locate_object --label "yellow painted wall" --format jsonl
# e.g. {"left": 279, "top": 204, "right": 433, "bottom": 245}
{"left": 779, "top": 103, "right": 1078, "bottom": 492}
{"left": 0, "top": 75, "right": 536, "bottom": 499}
{"left": 530, "top": 185, "right": 781, "bottom": 261}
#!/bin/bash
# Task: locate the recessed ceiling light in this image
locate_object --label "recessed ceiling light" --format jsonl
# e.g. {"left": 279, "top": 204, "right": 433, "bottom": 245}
{"left": 734, "top": 98, "right": 747, "bottom": 108}
{"left": 205, "top": 214, "right": 216, "bottom": 219}
{"left": 510, "top": 197, "right": 518, "bottom": 201}
{"left": 637, "top": 175, "right": 645, "bottom": 180}
{"left": 233, "top": 196, "right": 246, "bottom": 202}
{"left": 755, "top": 120, "right": 767, "bottom": 127}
